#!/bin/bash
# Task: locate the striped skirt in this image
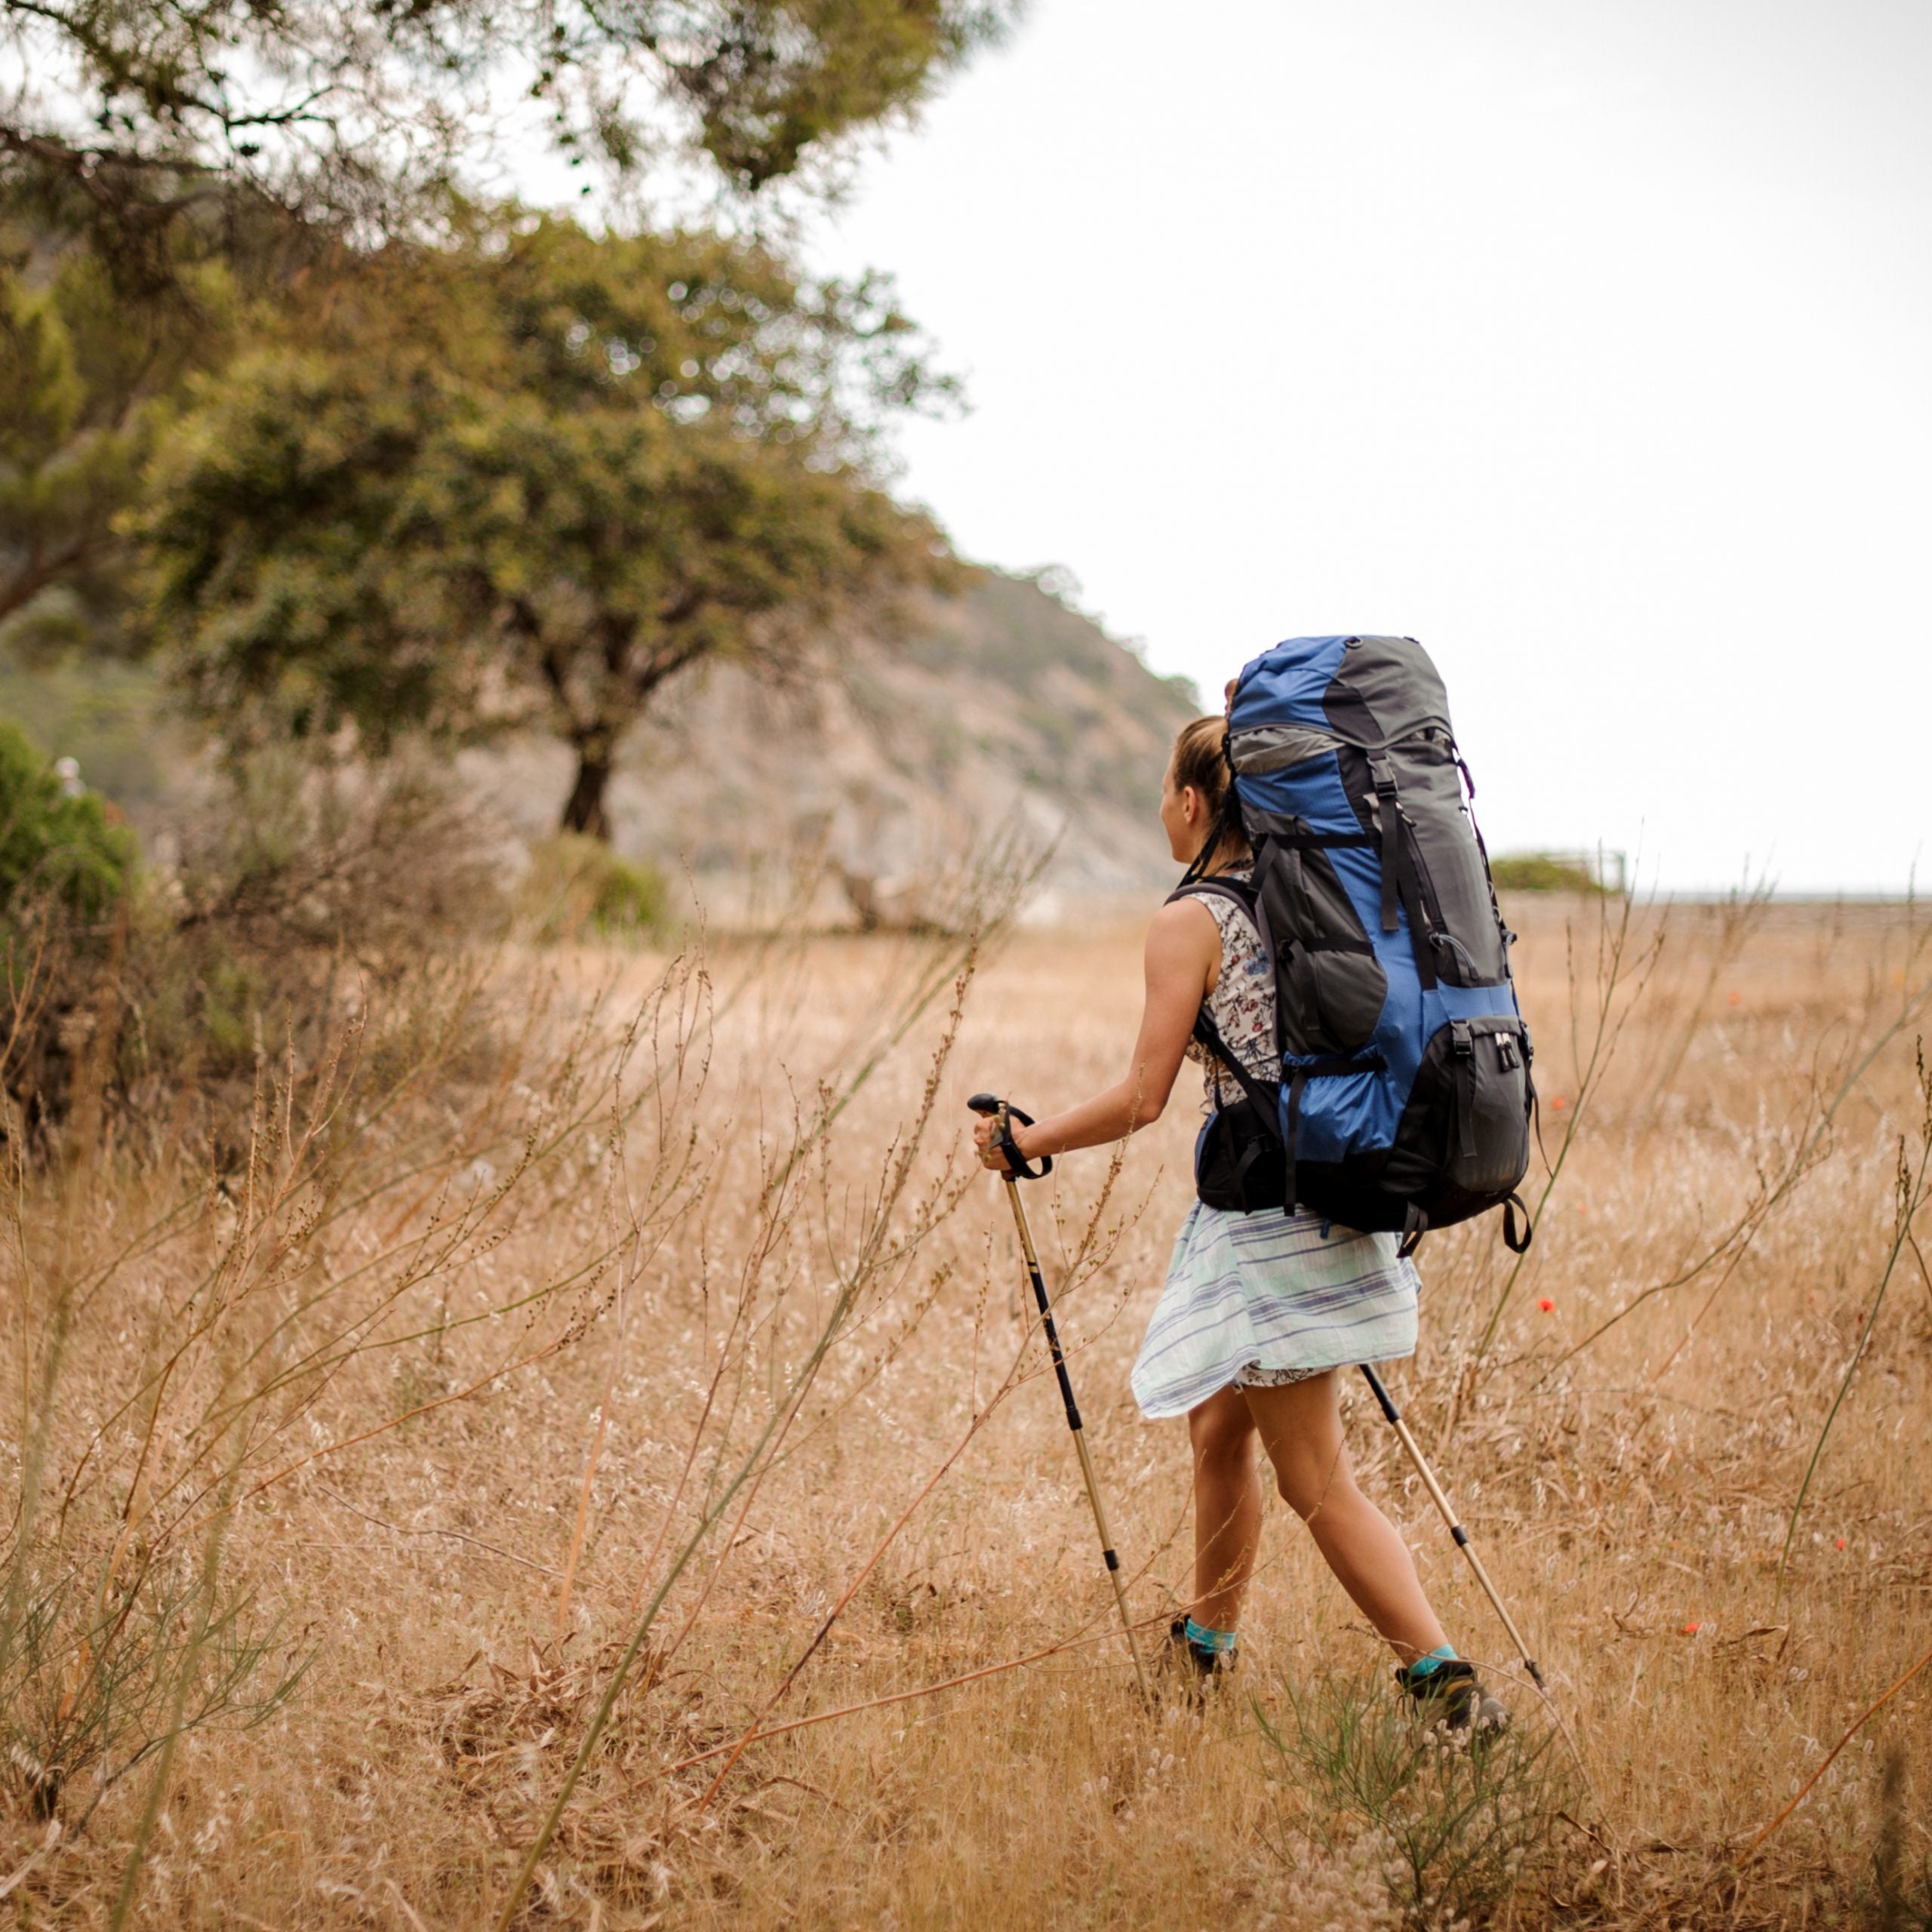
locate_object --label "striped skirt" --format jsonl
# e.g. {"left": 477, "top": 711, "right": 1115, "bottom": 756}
{"left": 1129, "top": 1201, "right": 1420, "bottom": 1420}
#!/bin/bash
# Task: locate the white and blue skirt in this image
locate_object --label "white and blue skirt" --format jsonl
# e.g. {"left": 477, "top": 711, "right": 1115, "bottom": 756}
{"left": 1129, "top": 1202, "right": 1420, "bottom": 1420}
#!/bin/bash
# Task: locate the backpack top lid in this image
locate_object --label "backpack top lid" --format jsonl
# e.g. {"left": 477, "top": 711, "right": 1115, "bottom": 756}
{"left": 1230, "top": 635, "right": 1455, "bottom": 753}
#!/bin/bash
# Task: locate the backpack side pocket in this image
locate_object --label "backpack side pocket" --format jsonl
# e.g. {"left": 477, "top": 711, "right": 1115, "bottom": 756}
{"left": 1194, "top": 1095, "right": 1287, "bottom": 1213}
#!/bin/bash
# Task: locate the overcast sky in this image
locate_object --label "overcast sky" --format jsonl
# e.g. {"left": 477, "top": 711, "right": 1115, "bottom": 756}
{"left": 805, "top": 0, "right": 1930, "bottom": 893}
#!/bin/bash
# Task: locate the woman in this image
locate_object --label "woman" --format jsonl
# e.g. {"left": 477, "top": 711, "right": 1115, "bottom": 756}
{"left": 973, "top": 715, "right": 1506, "bottom": 1729}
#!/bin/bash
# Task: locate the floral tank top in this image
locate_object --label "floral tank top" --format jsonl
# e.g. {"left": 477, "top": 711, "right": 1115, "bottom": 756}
{"left": 1181, "top": 867, "right": 1277, "bottom": 1114}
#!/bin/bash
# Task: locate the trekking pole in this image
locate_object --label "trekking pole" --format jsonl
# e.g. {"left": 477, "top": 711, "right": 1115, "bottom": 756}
{"left": 1359, "top": 1364, "right": 1546, "bottom": 1691}
{"left": 969, "top": 1094, "right": 1150, "bottom": 1702}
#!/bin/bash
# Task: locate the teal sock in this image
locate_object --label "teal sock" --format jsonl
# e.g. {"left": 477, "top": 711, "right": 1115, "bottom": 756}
{"left": 1404, "top": 1643, "right": 1458, "bottom": 1680}
{"left": 1183, "top": 1617, "right": 1238, "bottom": 1656}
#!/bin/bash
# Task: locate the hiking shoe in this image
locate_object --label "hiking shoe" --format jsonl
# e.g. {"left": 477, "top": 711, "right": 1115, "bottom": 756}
{"left": 1160, "top": 1620, "right": 1238, "bottom": 1704}
{"left": 1395, "top": 1657, "right": 1510, "bottom": 1734}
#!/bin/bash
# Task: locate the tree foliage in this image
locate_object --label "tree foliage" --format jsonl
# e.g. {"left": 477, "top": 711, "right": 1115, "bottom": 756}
{"left": 142, "top": 216, "right": 955, "bottom": 835}
{"left": 0, "top": 1, "right": 1017, "bottom": 245}
{"left": 0, "top": 1, "right": 1007, "bottom": 792}
{"left": 0, "top": 238, "right": 234, "bottom": 657}
{"left": 2, "top": 5, "right": 1004, "bottom": 835}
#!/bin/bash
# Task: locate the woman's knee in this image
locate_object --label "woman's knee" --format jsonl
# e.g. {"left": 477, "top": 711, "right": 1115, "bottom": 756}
{"left": 1271, "top": 1443, "right": 1359, "bottom": 1522}
{"left": 1189, "top": 1387, "right": 1256, "bottom": 1470}
{"left": 1243, "top": 1377, "right": 1349, "bottom": 1518}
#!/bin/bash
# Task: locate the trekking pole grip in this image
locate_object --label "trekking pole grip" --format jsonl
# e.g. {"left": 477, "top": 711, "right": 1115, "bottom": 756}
{"left": 967, "top": 1093, "right": 1054, "bottom": 1179}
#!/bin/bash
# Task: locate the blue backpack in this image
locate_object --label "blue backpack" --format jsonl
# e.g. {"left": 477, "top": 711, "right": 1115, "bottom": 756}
{"left": 1177, "top": 635, "right": 1534, "bottom": 1256}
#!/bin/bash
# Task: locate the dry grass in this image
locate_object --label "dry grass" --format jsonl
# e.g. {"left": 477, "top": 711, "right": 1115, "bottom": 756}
{"left": 2, "top": 891, "right": 1930, "bottom": 1928}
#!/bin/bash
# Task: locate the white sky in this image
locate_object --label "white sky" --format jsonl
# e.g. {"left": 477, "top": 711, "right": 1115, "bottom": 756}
{"left": 804, "top": 0, "right": 1932, "bottom": 893}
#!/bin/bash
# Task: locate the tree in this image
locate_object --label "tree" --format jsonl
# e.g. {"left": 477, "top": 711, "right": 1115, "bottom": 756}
{"left": 1, "top": 2, "right": 1017, "bottom": 242}
{"left": 142, "top": 216, "right": 954, "bottom": 837}
{"left": 0, "top": 2, "right": 1011, "bottom": 695}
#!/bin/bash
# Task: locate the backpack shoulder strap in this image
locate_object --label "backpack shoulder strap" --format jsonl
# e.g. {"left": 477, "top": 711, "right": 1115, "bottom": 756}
{"left": 1190, "top": 1004, "right": 1280, "bottom": 1127}
{"left": 1166, "top": 875, "right": 1259, "bottom": 919}
{"left": 1168, "top": 878, "right": 1280, "bottom": 1127}
{"left": 1168, "top": 874, "right": 1268, "bottom": 972}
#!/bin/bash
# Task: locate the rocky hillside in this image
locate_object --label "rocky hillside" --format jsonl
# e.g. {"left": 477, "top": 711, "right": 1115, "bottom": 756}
{"left": 1, "top": 570, "right": 1205, "bottom": 906}
{"left": 471, "top": 570, "right": 1205, "bottom": 898}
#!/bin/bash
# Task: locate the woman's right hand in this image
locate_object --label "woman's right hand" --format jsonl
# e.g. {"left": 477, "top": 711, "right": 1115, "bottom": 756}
{"left": 966, "top": 1112, "right": 1027, "bottom": 1167}
{"left": 974, "top": 1112, "right": 1014, "bottom": 1172}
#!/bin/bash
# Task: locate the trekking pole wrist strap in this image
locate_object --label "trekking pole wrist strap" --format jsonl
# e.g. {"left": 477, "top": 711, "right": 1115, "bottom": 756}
{"left": 968, "top": 1093, "right": 1053, "bottom": 1178}
{"left": 998, "top": 1103, "right": 1052, "bottom": 1180}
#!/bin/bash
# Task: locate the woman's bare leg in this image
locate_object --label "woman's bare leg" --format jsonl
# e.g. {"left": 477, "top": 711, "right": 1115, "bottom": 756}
{"left": 1241, "top": 1371, "right": 1446, "bottom": 1664}
{"left": 1186, "top": 1383, "right": 1263, "bottom": 1631}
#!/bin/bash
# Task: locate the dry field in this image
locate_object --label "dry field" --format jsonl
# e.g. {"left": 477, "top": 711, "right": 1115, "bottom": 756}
{"left": 3, "top": 889, "right": 1930, "bottom": 1928}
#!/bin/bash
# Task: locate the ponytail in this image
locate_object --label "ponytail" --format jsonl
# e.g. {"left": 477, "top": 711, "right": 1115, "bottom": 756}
{"left": 1170, "top": 715, "right": 1249, "bottom": 882}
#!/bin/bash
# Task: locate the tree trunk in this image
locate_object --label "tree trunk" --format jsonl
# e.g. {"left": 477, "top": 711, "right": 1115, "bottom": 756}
{"left": 560, "top": 745, "right": 613, "bottom": 840}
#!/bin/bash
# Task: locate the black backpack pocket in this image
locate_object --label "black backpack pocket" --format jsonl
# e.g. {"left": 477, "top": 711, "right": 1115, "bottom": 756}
{"left": 1249, "top": 812, "right": 1388, "bottom": 1056}
{"left": 1194, "top": 1094, "right": 1287, "bottom": 1213}
{"left": 1384, "top": 1016, "right": 1531, "bottom": 1213}
{"left": 1292, "top": 943, "right": 1388, "bottom": 1055}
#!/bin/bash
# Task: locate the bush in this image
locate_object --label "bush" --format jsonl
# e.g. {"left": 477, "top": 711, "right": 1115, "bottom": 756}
{"left": 0, "top": 717, "right": 137, "bottom": 928}
{"left": 0, "top": 657, "right": 187, "bottom": 821}
{"left": 168, "top": 747, "right": 511, "bottom": 963}
{"left": 1257, "top": 1664, "right": 1574, "bottom": 1929}
{"left": 0, "top": 718, "right": 140, "bottom": 1135}
{"left": 119, "top": 749, "right": 514, "bottom": 1109}
{"left": 521, "top": 833, "right": 668, "bottom": 943}
{"left": 1, "top": 742, "right": 514, "bottom": 1145}
{"left": 1487, "top": 851, "right": 1604, "bottom": 894}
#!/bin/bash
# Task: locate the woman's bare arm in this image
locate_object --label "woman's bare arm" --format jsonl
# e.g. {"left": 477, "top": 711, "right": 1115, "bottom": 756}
{"left": 977, "top": 898, "right": 1220, "bottom": 1166}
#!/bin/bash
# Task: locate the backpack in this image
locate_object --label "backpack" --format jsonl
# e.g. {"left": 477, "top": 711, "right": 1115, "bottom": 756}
{"left": 1176, "top": 634, "right": 1534, "bottom": 1255}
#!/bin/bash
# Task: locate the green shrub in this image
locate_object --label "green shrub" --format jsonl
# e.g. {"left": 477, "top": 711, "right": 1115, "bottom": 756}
{"left": 522, "top": 834, "right": 668, "bottom": 943}
{"left": 0, "top": 716, "right": 137, "bottom": 925}
{"left": 1257, "top": 1663, "right": 1574, "bottom": 1928}
{"left": 1487, "top": 851, "right": 1604, "bottom": 894}
{"left": 0, "top": 657, "right": 187, "bottom": 820}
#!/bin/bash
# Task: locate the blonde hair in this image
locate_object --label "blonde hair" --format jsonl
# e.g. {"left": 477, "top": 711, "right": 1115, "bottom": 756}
{"left": 1168, "top": 715, "right": 1249, "bottom": 868}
